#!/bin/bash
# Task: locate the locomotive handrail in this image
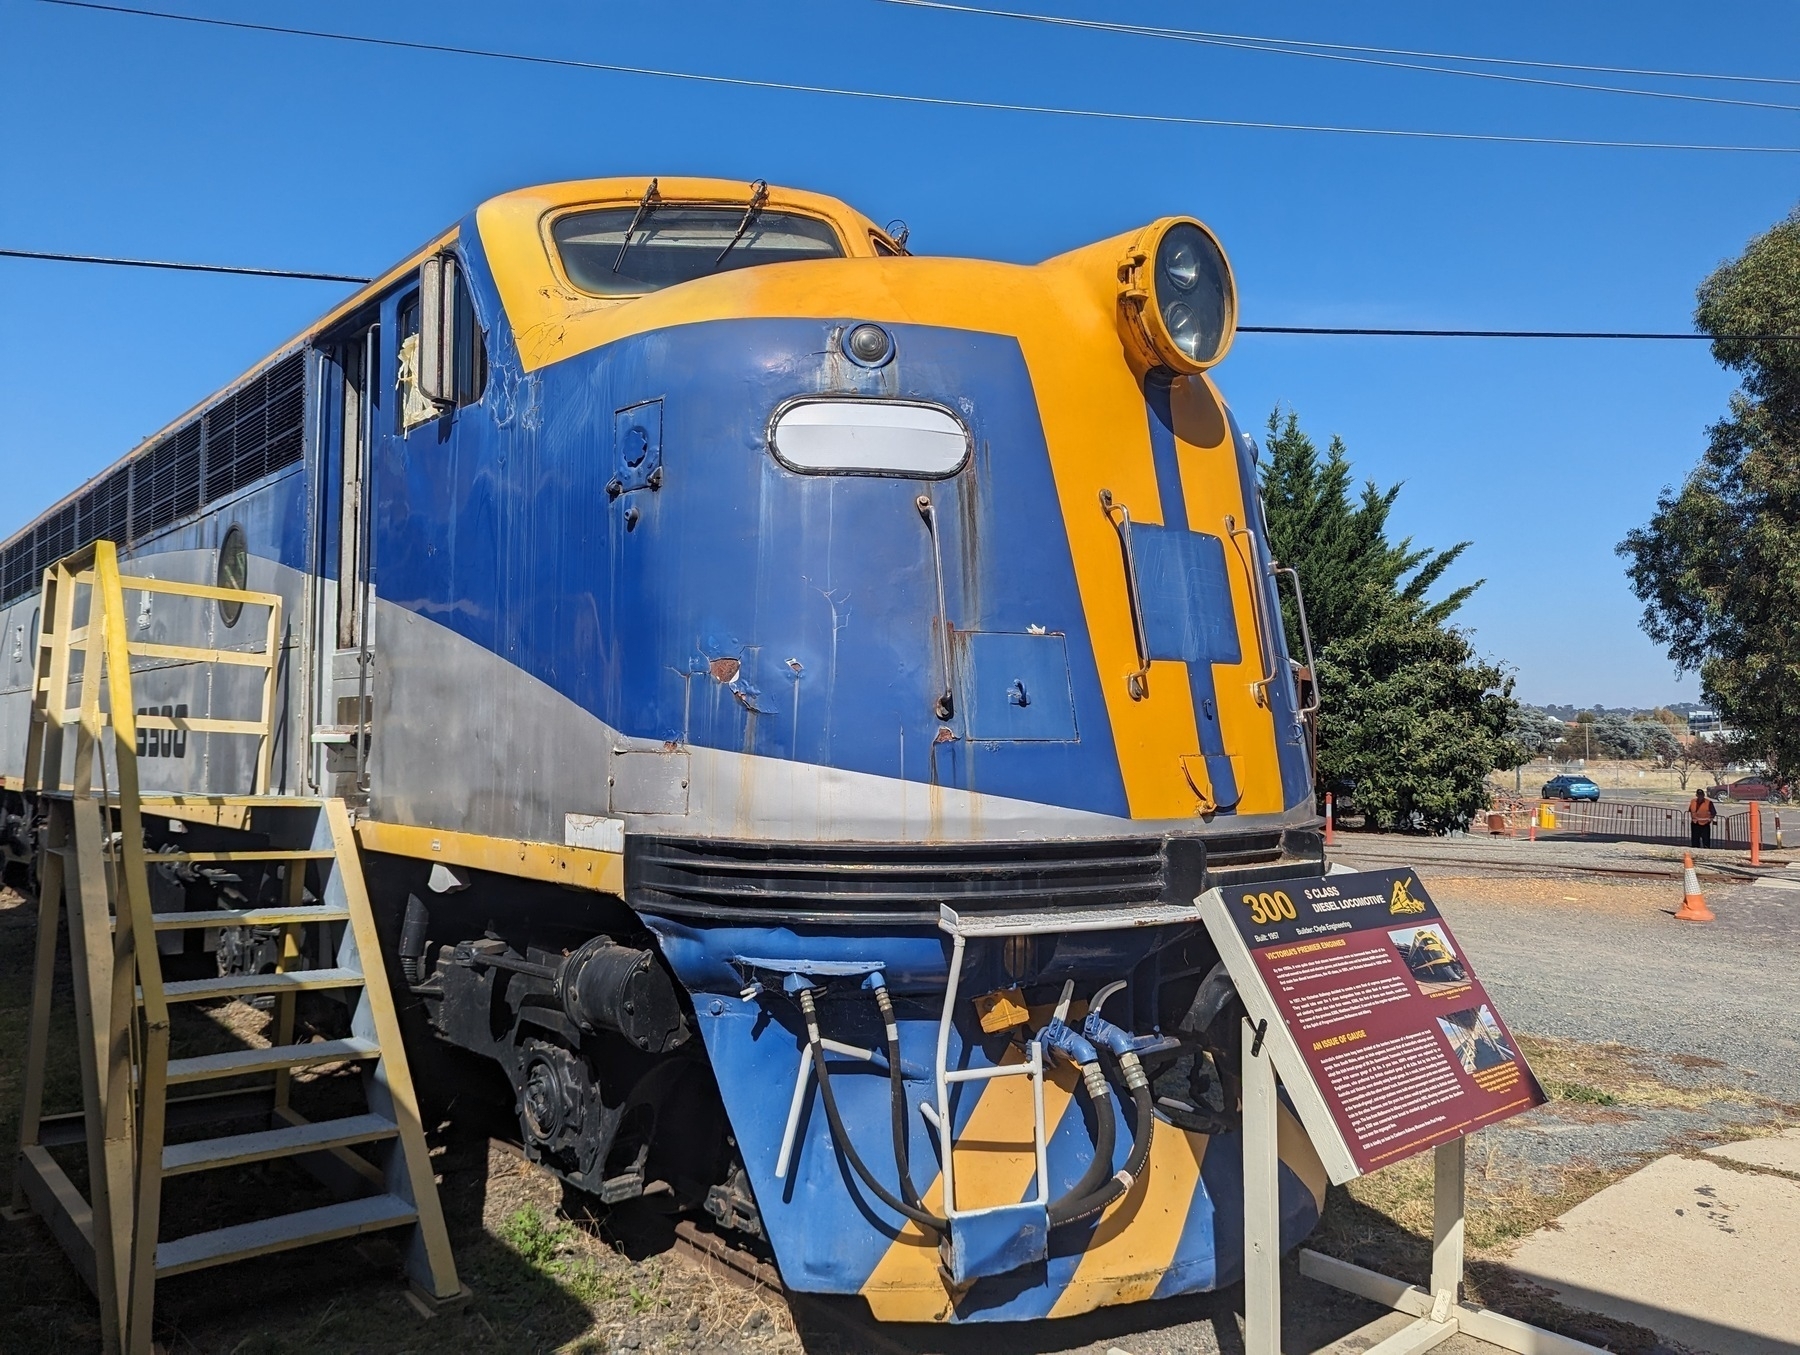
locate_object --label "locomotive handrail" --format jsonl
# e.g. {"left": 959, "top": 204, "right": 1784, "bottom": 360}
{"left": 1099, "top": 489, "right": 1153, "bottom": 700}
{"left": 1225, "top": 514, "right": 1277, "bottom": 706}
{"left": 1273, "top": 562, "right": 1320, "bottom": 717}
{"left": 915, "top": 494, "right": 957, "bottom": 720}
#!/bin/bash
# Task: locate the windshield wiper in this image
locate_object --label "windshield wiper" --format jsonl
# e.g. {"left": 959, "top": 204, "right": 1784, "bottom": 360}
{"left": 612, "top": 178, "right": 661, "bottom": 274}
{"left": 713, "top": 179, "right": 769, "bottom": 267}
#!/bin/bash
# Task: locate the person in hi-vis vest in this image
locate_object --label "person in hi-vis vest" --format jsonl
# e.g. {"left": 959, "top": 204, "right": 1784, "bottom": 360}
{"left": 1689, "top": 787, "right": 1716, "bottom": 849}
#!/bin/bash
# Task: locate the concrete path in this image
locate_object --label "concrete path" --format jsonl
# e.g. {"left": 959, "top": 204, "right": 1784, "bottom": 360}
{"left": 1506, "top": 1131, "right": 1800, "bottom": 1355}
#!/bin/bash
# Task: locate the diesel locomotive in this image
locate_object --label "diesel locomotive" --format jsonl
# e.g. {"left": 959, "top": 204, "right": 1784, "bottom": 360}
{"left": 0, "top": 176, "right": 1329, "bottom": 1321}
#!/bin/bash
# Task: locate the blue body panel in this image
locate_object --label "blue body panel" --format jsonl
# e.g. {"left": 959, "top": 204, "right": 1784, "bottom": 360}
{"left": 374, "top": 286, "right": 1136, "bottom": 813}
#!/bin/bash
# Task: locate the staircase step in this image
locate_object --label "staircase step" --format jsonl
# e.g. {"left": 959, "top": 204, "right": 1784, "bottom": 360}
{"left": 160, "top": 967, "right": 364, "bottom": 1003}
{"left": 143, "top": 849, "right": 336, "bottom": 863}
{"left": 166, "top": 1037, "right": 380, "bottom": 1084}
{"left": 155, "top": 1193, "right": 418, "bottom": 1276}
{"left": 162, "top": 1113, "right": 398, "bottom": 1175}
{"left": 151, "top": 905, "right": 350, "bottom": 931}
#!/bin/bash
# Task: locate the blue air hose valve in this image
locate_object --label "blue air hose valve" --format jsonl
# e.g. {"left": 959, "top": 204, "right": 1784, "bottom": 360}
{"left": 1040, "top": 1017, "right": 1100, "bottom": 1067}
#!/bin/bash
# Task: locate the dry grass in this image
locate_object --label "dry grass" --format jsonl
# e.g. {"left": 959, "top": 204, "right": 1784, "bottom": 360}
{"left": 1426, "top": 874, "right": 1684, "bottom": 916}
{"left": 1318, "top": 1134, "right": 1622, "bottom": 1262}
{"left": 1517, "top": 1033, "right": 1776, "bottom": 1113}
{"left": 1492, "top": 760, "right": 1697, "bottom": 794}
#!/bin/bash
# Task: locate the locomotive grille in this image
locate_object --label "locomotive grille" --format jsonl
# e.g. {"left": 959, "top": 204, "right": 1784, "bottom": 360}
{"left": 0, "top": 350, "right": 307, "bottom": 607}
{"left": 627, "top": 829, "right": 1293, "bottom": 925}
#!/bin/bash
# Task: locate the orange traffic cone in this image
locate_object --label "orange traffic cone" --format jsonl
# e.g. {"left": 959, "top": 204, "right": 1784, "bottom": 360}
{"left": 1674, "top": 853, "right": 1714, "bottom": 922}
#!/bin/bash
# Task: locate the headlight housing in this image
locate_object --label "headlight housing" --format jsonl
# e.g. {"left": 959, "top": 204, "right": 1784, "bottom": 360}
{"left": 1116, "top": 217, "right": 1237, "bottom": 373}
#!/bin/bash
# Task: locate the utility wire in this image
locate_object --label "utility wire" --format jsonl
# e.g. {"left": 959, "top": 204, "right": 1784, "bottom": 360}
{"left": 883, "top": 1, "right": 1800, "bottom": 114}
{"left": 9, "top": 249, "right": 1799, "bottom": 341}
{"left": 881, "top": 0, "right": 1800, "bottom": 90}
{"left": 1238, "top": 326, "right": 1800, "bottom": 340}
{"left": 30, "top": 0, "right": 1800, "bottom": 155}
{"left": 0, "top": 246, "right": 370, "bottom": 283}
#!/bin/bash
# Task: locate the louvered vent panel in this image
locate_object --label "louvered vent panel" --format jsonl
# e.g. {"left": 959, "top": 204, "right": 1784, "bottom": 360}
{"left": 128, "top": 420, "right": 202, "bottom": 540}
{"left": 1, "top": 535, "right": 34, "bottom": 604}
{"left": 82, "top": 466, "right": 131, "bottom": 548}
{"left": 2, "top": 349, "right": 307, "bottom": 606}
{"left": 204, "top": 352, "right": 306, "bottom": 501}
{"left": 38, "top": 505, "right": 78, "bottom": 575}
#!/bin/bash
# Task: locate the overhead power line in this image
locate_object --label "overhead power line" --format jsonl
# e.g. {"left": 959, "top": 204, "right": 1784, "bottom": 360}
{"left": 11, "top": 247, "right": 1800, "bottom": 341}
{"left": 881, "top": 0, "right": 1800, "bottom": 90}
{"left": 1239, "top": 326, "right": 1800, "bottom": 340}
{"left": 0, "top": 246, "right": 371, "bottom": 283}
{"left": 882, "top": 1, "right": 1800, "bottom": 114}
{"left": 31, "top": 0, "right": 1800, "bottom": 155}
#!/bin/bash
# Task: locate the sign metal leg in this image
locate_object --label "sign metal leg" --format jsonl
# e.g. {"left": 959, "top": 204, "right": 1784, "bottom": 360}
{"left": 1242, "top": 1017, "right": 1281, "bottom": 1355}
{"left": 1430, "top": 1137, "right": 1465, "bottom": 1320}
{"left": 1300, "top": 1138, "right": 1609, "bottom": 1355}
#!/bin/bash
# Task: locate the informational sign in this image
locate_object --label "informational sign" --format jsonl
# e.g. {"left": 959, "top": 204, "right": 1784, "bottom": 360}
{"left": 1198, "top": 868, "right": 1545, "bottom": 1182}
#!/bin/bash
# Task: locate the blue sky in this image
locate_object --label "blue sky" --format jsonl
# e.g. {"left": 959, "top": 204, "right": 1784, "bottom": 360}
{"left": 2, "top": 0, "right": 1796, "bottom": 708}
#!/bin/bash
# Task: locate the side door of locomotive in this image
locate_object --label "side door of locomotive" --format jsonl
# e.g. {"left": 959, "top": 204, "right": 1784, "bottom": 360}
{"left": 308, "top": 254, "right": 486, "bottom": 801}
{"left": 311, "top": 305, "right": 383, "bottom": 801}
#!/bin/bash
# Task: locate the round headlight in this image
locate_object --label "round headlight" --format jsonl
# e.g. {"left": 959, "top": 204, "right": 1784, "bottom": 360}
{"left": 1117, "top": 217, "right": 1236, "bottom": 373}
{"left": 845, "top": 322, "right": 895, "bottom": 367}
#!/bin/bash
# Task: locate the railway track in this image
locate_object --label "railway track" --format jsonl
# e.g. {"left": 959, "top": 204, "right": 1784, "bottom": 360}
{"left": 667, "top": 1219, "right": 917, "bottom": 1354}
{"left": 488, "top": 1137, "right": 915, "bottom": 1354}
{"left": 1331, "top": 849, "right": 1768, "bottom": 886}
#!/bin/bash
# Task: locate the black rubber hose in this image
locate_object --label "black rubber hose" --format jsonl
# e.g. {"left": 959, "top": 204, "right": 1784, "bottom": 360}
{"left": 872, "top": 986, "right": 925, "bottom": 1211}
{"left": 1049, "top": 1079, "right": 1155, "bottom": 1226}
{"left": 800, "top": 988, "right": 947, "bottom": 1233}
{"left": 1047, "top": 1065, "right": 1117, "bottom": 1226}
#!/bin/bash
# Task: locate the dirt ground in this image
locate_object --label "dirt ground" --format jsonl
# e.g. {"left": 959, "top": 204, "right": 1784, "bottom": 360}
{"left": 5, "top": 861, "right": 1793, "bottom": 1354}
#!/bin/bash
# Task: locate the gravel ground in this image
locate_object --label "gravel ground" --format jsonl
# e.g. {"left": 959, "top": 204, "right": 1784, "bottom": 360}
{"left": 1385, "top": 865, "right": 1800, "bottom": 1105}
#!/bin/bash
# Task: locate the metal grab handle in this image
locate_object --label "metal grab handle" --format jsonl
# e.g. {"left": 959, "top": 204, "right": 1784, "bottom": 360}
{"left": 1274, "top": 563, "right": 1320, "bottom": 717}
{"left": 1099, "top": 489, "right": 1152, "bottom": 701}
{"left": 916, "top": 496, "right": 955, "bottom": 720}
{"left": 1225, "top": 514, "right": 1276, "bottom": 706}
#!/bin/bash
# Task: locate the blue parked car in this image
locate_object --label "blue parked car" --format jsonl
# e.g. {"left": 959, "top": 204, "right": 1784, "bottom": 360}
{"left": 1542, "top": 774, "right": 1601, "bottom": 802}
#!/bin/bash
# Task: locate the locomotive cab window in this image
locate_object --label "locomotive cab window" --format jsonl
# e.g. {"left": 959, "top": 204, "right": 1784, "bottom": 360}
{"left": 553, "top": 206, "right": 843, "bottom": 297}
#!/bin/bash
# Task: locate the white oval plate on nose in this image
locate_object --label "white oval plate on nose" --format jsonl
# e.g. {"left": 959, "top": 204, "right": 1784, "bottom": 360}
{"left": 770, "top": 399, "right": 970, "bottom": 477}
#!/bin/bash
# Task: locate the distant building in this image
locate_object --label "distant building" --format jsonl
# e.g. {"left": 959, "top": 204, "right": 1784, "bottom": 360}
{"left": 1687, "top": 709, "right": 1738, "bottom": 742}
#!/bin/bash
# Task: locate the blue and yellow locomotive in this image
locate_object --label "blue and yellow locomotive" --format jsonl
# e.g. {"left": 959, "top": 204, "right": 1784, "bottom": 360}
{"left": 0, "top": 176, "right": 1328, "bottom": 1321}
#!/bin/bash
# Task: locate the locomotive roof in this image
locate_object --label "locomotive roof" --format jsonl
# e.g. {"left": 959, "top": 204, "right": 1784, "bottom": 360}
{"left": 2, "top": 177, "right": 885, "bottom": 554}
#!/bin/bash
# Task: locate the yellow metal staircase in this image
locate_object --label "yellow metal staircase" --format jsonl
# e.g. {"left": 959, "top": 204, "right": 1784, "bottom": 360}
{"left": 5, "top": 541, "right": 461, "bottom": 1353}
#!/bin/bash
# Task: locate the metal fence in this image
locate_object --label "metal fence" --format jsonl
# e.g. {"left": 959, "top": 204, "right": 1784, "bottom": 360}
{"left": 1542, "top": 798, "right": 1779, "bottom": 848}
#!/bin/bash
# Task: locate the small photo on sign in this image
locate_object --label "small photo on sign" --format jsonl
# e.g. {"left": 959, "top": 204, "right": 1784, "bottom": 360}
{"left": 1387, "top": 923, "right": 1469, "bottom": 995}
{"left": 1437, "top": 1004, "right": 1516, "bottom": 1074}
